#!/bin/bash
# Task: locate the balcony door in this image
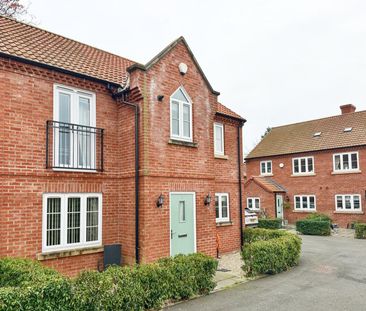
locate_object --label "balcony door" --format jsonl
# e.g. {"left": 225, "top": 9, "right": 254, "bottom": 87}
{"left": 53, "top": 85, "right": 96, "bottom": 170}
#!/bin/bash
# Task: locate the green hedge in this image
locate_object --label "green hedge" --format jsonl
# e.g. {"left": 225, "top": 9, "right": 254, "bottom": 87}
{"left": 0, "top": 253, "right": 217, "bottom": 311}
{"left": 242, "top": 228, "right": 301, "bottom": 277}
{"left": 258, "top": 218, "right": 282, "bottom": 229}
{"left": 305, "top": 213, "right": 332, "bottom": 223}
{"left": 355, "top": 223, "right": 366, "bottom": 239}
{"left": 296, "top": 220, "right": 331, "bottom": 236}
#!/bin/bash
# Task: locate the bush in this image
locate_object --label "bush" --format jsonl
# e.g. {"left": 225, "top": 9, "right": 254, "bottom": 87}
{"left": 242, "top": 228, "right": 301, "bottom": 277}
{"left": 355, "top": 223, "right": 366, "bottom": 239}
{"left": 258, "top": 218, "right": 282, "bottom": 229}
{"left": 296, "top": 220, "right": 331, "bottom": 236}
{"left": 0, "top": 254, "right": 217, "bottom": 311}
{"left": 305, "top": 213, "right": 332, "bottom": 223}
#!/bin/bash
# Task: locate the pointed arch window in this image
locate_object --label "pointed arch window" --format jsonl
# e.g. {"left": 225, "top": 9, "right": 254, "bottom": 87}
{"left": 170, "top": 87, "right": 192, "bottom": 142}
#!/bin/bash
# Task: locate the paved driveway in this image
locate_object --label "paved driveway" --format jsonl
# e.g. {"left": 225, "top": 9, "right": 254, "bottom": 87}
{"left": 166, "top": 235, "right": 366, "bottom": 311}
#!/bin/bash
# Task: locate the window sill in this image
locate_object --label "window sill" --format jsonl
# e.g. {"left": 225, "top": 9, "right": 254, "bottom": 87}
{"left": 37, "top": 246, "right": 104, "bottom": 261}
{"left": 52, "top": 168, "right": 98, "bottom": 173}
{"left": 260, "top": 173, "right": 273, "bottom": 177}
{"left": 214, "top": 154, "right": 229, "bottom": 160}
{"left": 331, "top": 170, "right": 361, "bottom": 175}
{"left": 333, "top": 211, "right": 364, "bottom": 215}
{"left": 292, "top": 210, "right": 317, "bottom": 213}
{"left": 216, "top": 221, "right": 233, "bottom": 227}
{"left": 291, "top": 173, "right": 316, "bottom": 177}
{"left": 168, "top": 139, "right": 198, "bottom": 148}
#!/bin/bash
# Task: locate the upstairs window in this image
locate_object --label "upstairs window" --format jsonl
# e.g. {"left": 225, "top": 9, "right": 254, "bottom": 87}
{"left": 247, "top": 197, "right": 260, "bottom": 211}
{"left": 170, "top": 87, "right": 192, "bottom": 142}
{"left": 260, "top": 160, "right": 272, "bottom": 175}
{"left": 293, "top": 156, "right": 314, "bottom": 174}
{"left": 335, "top": 194, "right": 361, "bottom": 211}
{"left": 333, "top": 152, "right": 359, "bottom": 172}
{"left": 294, "top": 195, "right": 316, "bottom": 211}
{"left": 214, "top": 123, "right": 224, "bottom": 155}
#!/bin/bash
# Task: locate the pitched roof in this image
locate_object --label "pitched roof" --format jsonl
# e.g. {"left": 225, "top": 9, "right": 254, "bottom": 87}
{"left": 246, "top": 110, "right": 366, "bottom": 159}
{"left": 0, "top": 15, "right": 134, "bottom": 86}
{"left": 217, "top": 103, "right": 246, "bottom": 121}
{"left": 245, "top": 176, "right": 286, "bottom": 193}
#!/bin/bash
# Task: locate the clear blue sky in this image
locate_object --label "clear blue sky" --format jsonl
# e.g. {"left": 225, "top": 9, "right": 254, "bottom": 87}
{"left": 27, "top": 0, "right": 366, "bottom": 155}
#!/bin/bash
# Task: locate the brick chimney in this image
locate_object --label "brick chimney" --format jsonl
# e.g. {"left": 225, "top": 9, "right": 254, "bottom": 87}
{"left": 340, "top": 104, "right": 356, "bottom": 114}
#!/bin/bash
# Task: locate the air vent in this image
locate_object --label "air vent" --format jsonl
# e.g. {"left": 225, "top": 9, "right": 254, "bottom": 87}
{"left": 344, "top": 127, "right": 353, "bottom": 132}
{"left": 313, "top": 132, "right": 322, "bottom": 137}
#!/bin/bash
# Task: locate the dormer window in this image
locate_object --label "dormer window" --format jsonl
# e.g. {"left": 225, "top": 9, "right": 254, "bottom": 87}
{"left": 170, "top": 87, "right": 192, "bottom": 142}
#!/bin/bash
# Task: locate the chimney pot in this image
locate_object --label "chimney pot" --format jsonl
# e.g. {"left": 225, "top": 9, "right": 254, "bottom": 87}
{"left": 340, "top": 104, "right": 356, "bottom": 114}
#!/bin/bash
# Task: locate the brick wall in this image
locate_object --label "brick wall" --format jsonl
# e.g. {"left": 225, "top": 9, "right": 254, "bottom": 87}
{"left": 245, "top": 146, "right": 366, "bottom": 227}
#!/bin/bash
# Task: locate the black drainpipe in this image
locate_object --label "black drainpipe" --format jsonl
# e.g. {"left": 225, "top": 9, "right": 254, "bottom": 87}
{"left": 237, "top": 124, "right": 244, "bottom": 247}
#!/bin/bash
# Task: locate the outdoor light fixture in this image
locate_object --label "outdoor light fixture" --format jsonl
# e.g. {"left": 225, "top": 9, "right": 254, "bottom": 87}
{"left": 156, "top": 194, "right": 164, "bottom": 208}
{"left": 204, "top": 194, "right": 212, "bottom": 206}
{"left": 157, "top": 95, "right": 164, "bottom": 102}
{"left": 178, "top": 62, "right": 188, "bottom": 75}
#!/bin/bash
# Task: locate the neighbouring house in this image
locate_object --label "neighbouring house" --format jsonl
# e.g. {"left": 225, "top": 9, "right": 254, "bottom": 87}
{"left": 0, "top": 16, "right": 246, "bottom": 276}
{"left": 244, "top": 104, "right": 366, "bottom": 228}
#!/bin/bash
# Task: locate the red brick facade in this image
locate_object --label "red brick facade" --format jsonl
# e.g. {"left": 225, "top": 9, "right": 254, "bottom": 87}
{"left": 0, "top": 40, "right": 244, "bottom": 275}
{"left": 245, "top": 146, "right": 366, "bottom": 227}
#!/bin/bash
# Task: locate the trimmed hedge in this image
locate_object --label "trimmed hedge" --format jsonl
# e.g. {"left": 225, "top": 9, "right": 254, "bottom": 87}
{"left": 258, "top": 218, "right": 282, "bottom": 229}
{"left": 242, "top": 228, "right": 301, "bottom": 276}
{"left": 355, "top": 223, "right": 366, "bottom": 239}
{"left": 0, "top": 253, "right": 217, "bottom": 311}
{"left": 296, "top": 220, "right": 331, "bottom": 236}
{"left": 305, "top": 213, "right": 332, "bottom": 223}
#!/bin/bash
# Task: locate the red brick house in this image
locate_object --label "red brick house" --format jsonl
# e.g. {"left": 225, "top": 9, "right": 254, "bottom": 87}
{"left": 0, "top": 16, "right": 246, "bottom": 276}
{"left": 244, "top": 104, "right": 366, "bottom": 228}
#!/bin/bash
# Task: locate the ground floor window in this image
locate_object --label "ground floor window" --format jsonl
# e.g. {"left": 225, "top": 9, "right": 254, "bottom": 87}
{"left": 42, "top": 193, "right": 102, "bottom": 252}
{"left": 247, "top": 197, "right": 260, "bottom": 211}
{"left": 294, "top": 195, "right": 316, "bottom": 211}
{"left": 215, "top": 193, "right": 230, "bottom": 223}
{"left": 335, "top": 194, "right": 361, "bottom": 211}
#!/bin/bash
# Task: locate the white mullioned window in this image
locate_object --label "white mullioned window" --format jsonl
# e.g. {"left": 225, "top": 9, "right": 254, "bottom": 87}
{"left": 214, "top": 123, "right": 224, "bottom": 155}
{"left": 53, "top": 84, "right": 96, "bottom": 170}
{"left": 294, "top": 195, "right": 316, "bottom": 211}
{"left": 335, "top": 194, "right": 361, "bottom": 211}
{"left": 247, "top": 197, "right": 260, "bottom": 211}
{"left": 170, "top": 87, "right": 192, "bottom": 142}
{"left": 42, "top": 193, "right": 102, "bottom": 253}
{"left": 333, "top": 152, "right": 359, "bottom": 172}
{"left": 260, "top": 160, "right": 272, "bottom": 175}
{"left": 215, "top": 193, "right": 230, "bottom": 223}
{"left": 292, "top": 156, "right": 314, "bottom": 174}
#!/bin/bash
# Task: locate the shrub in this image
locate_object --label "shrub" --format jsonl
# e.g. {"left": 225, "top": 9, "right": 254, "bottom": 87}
{"left": 296, "top": 220, "right": 331, "bottom": 236}
{"left": 258, "top": 218, "right": 282, "bottom": 229}
{"left": 242, "top": 228, "right": 301, "bottom": 276}
{"left": 305, "top": 213, "right": 332, "bottom": 223}
{"left": 355, "top": 223, "right": 366, "bottom": 239}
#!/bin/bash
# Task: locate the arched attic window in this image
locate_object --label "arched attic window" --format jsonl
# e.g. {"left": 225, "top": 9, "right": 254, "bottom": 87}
{"left": 170, "top": 87, "right": 192, "bottom": 142}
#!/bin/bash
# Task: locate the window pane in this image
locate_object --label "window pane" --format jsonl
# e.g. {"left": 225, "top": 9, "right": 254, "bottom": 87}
{"left": 171, "top": 88, "right": 189, "bottom": 102}
{"left": 295, "top": 197, "right": 301, "bottom": 209}
{"left": 255, "top": 199, "right": 260, "bottom": 209}
{"left": 267, "top": 161, "right": 272, "bottom": 173}
{"left": 215, "top": 196, "right": 219, "bottom": 218}
{"left": 302, "top": 196, "right": 308, "bottom": 209}
{"left": 221, "top": 196, "right": 228, "bottom": 218}
{"left": 261, "top": 162, "right": 266, "bottom": 174}
{"left": 248, "top": 199, "right": 253, "bottom": 209}
{"left": 301, "top": 159, "right": 306, "bottom": 172}
{"left": 179, "top": 201, "right": 186, "bottom": 223}
{"left": 343, "top": 154, "right": 349, "bottom": 170}
{"left": 334, "top": 155, "right": 341, "bottom": 170}
{"left": 308, "top": 158, "right": 313, "bottom": 172}
{"left": 183, "top": 104, "right": 190, "bottom": 137}
{"left": 86, "top": 197, "right": 99, "bottom": 242}
{"left": 351, "top": 153, "right": 358, "bottom": 169}
{"left": 59, "top": 93, "right": 70, "bottom": 123}
{"left": 336, "top": 196, "right": 343, "bottom": 209}
{"left": 67, "top": 198, "right": 81, "bottom": 244}
{"left": 172, "top": 101, "right": 180, "bottom": 136}
{"left": 215, "top": 125, "right": 223, "bottom": 153}
{"left": 345, "top": 196, "right": 351, "bottom": 209}
{"left": 58, "top": 92, "right": 71, "bottom": 166}
{"left": 46, "top": 198, "right": 61, "bottom": 246}
{"left": 309, "top": 196, "right": 315, "bottom": 209}
{"left": 294, "top": 159, "right": 299, "bottom": 173}
{"left": 353, "top": 196, "right": 360, "bottom": 209}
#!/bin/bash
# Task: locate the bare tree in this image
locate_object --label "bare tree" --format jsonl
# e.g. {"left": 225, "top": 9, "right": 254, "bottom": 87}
{"left": 0, "top": 0, "right": 28, "bottom": 20}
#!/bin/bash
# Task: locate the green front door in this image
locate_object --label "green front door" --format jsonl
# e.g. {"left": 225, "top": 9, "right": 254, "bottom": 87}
{"left": 170, "top": 193, "right": 196, "bottom": 256}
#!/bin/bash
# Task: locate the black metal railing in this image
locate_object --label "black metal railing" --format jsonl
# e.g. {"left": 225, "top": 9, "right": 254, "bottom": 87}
{"left": 46, "top": 120, "right": 104, "bottom": 171}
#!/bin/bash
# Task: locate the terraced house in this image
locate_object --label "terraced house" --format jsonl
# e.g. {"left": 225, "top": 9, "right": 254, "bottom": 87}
{"left": 245, "top": 104, "right": 366, "bottom": 228}
{"left": 0, "top": 16, "right": 246, "bottom": 276}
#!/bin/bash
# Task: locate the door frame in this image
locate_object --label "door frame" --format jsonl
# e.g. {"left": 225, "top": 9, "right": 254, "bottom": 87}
{"left": 169, "top": 192, "right": 197, "bottom": 256}
{"left": 275, "top": 193, "right": 284, "bottom": 219}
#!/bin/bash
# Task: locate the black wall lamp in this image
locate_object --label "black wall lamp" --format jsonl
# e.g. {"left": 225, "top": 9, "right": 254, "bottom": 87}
{"left": 204, "top": 194, "right": 212, "bottom": 206}
{"left": 156, "top": 194, "right": 164, "bottom": 208}
{"left": 157, "top": 95, "right": 164, "bottom": 102}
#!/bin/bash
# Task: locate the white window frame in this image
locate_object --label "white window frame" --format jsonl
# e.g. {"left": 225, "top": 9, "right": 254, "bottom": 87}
{"left": 215, "top": 193, "right": 230, "bottom": 223}
{"left": 170, "top": 86, "right": 193, "bottom": 142}
{"left": 333, "top": 151, "right": 359, "bottom": 173}
{"left": 260, "top": 160, "right": 272, "bottom": 175}
{"left": 214, "top": 123, "right": 225, "bottom": 155}
{"left": 247, "top": 197, "right": 260, "bottom": 211}
{"left": 294, "top": 195, "right": 317, "bottom": 211}
{"left": 292, "top": 156, "right": 315, "bottom": 175}
{"left": 335, "top": 194, "right": 362, "bottom": 212}
{"left": 42, "top": 193, "right": 102, "bottom": 253}
{"left": 53, "top": 84, "right": 96, "bottom": 171}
